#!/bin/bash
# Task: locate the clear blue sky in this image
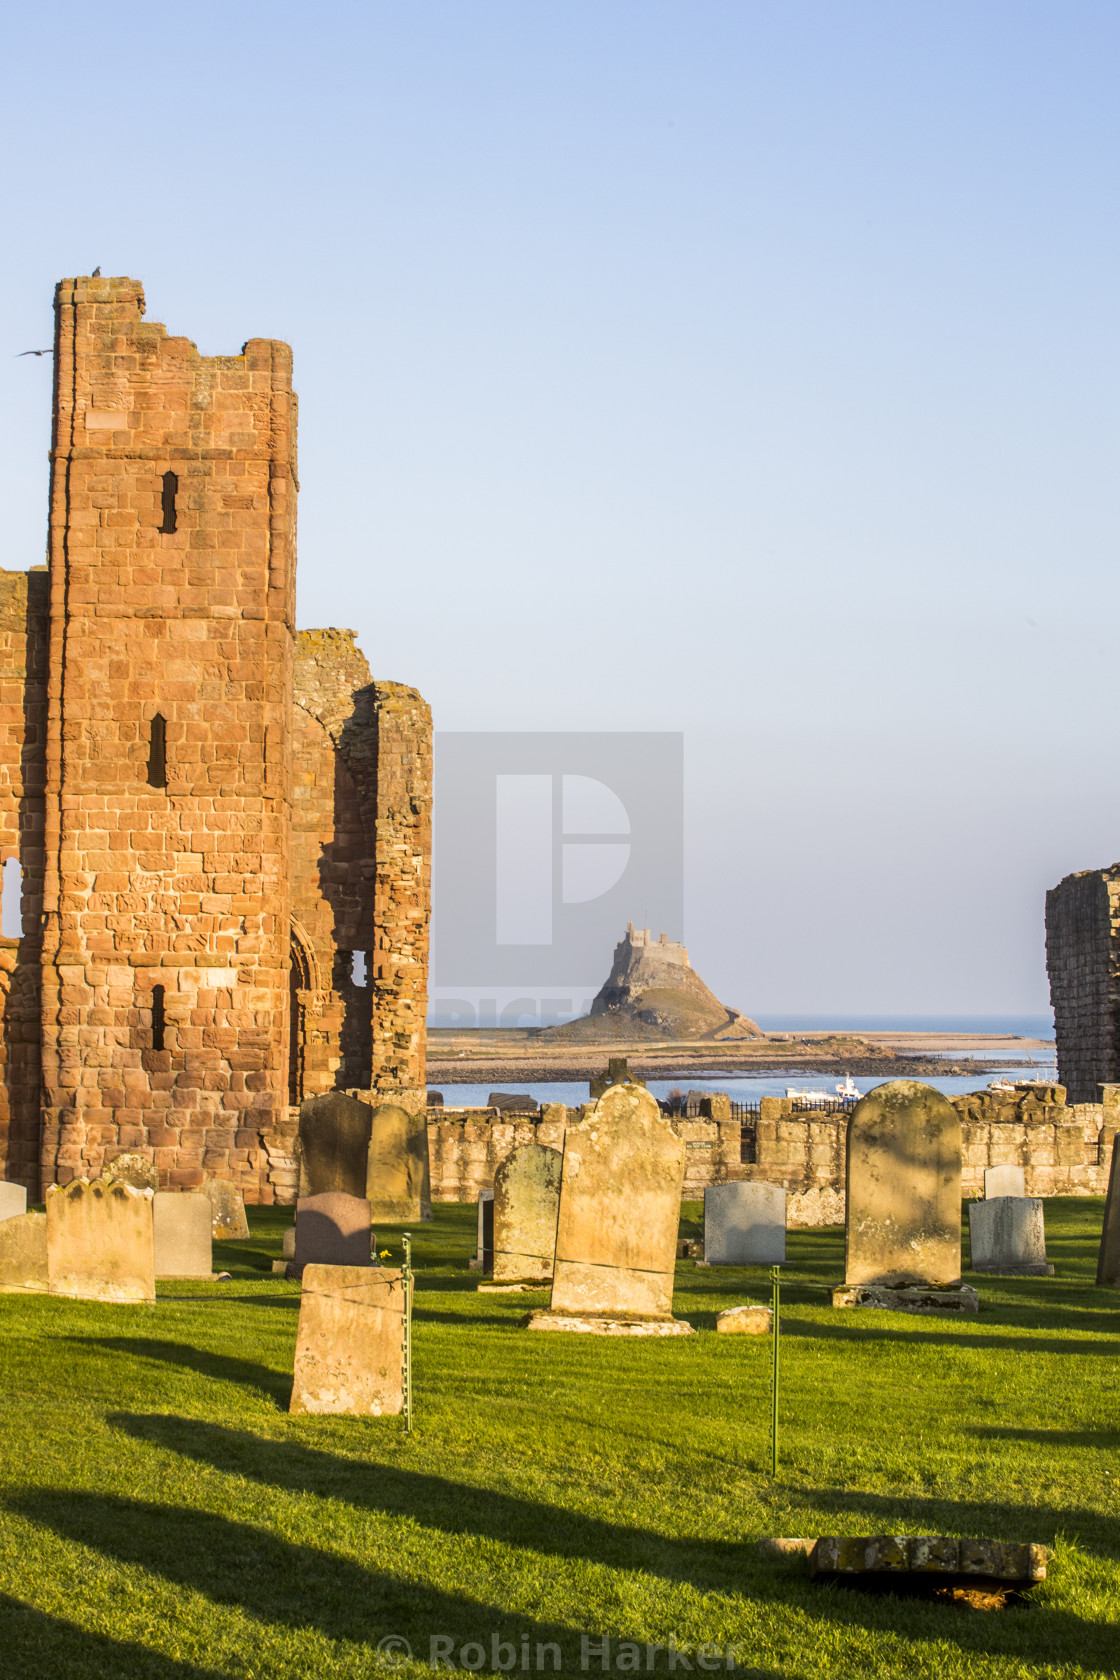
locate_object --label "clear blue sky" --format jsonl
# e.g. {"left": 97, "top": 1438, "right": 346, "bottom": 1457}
{"left": 2, "top": 2, "right": 1117, "bottom": 1016}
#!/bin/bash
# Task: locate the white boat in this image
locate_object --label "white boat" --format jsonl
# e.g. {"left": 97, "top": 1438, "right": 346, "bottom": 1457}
{"left": 835, "top": 1075, "right": 860, "bottom": 1100}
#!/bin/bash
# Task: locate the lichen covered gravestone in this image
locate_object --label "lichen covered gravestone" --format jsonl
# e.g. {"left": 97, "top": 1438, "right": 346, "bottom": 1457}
{"left": 203, "top": 1178, "right": 250, "bottom": 1240}
{"left": 493, "top": 1143, "right": 562, "bottom": 1282}
{"left": 704, "top": 1181, "right": 786, "bottom": 1265}
{"left": 298, "top": 1091, "right": 374, "bottom": 1199}
{"left": 154, "top": 1192, "right": 214, "bottom": 1278}
{"left": 1097, "top": 1135, "right": 1120, "bottom": 1287}
{"left": 366, "top": 1101, "right": 432, "bottom": 1223}
{"left": 294, "top": 1192, "right": 372, "bottom": 1270}
{"left": 969, "top": 1198, "right": 1053, "bottom": 1275}
{"left": 101, "top": 1153, "right": 159, "bottom": 1192}
{"left": 290, "top": 1264, "right": 405, "bottom": 1416}
{"left": 528, "top": 1082, "right": 690, "bottom": 1333}
{"left": 984, "top": 1164, "right": 1025, "bottom": 1199}
{"left": 46, "top": 1179, "right": 155, "bottom": 1304}
{"left": 0, "top": 1183, "right": 28, "bottom": 1223}
{"left": 843, "top": 1080, "right": 961, "bottom": 1289}
{"left": 0, "top": 1211, "right": 47, "bottom": 1293}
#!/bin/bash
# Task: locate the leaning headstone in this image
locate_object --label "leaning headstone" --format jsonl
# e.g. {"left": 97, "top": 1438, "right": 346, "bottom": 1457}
{"left": 493, "top": 1144, "right": 562, "bottom": 1282}
{"left": 842, "top": 1080, "right": 961, "bottom": 1291}
{"left": 294, "top": 1192, "right": 372, "bottom": 1271}
{"left": 298, "top": 1091, "right": 373, "bottom": 1199}
{"left": 203, "top": 1178, "right": 250, "bottom": 1240}
{"left": 101, "top": 1153, "right": 159, "bottom": 1192}
{"left": 0, "top": 1211, "right": 47, "bottom": 1293}
{"left": 0, "top": 1183, "right": 28, "bottom": 1223}
{"left": 969, "top": 1198, "right": 1053, "bottom": 1275}
{"left": 154, "top": 1192, "right": 214, "bottom": 1278}
{"left": 290, "top": 1264, "right": 405, "bottom": 1416}
{"left": 46, "top": 1179, "right": 155, "bottom": 1304}
{"left": 1097, "top": 1134, "right": 1120, "bottom": 1287}
{"left": 527, "top": 1082, "right": 691, "bottom": 1334}
{"left": 984, "top": 1164, "right": 1025, "bottom": 1200}
{"left": 704, "top": 1182, "right": 786, "bottom": 1265}
{"left": 366, "top": 1102, "right": 432, "bottom": 1222}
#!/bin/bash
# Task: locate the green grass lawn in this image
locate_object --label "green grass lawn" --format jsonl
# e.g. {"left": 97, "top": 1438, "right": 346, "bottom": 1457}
{"left": 1, "top": 1199, "right": 1117, "bottom": 1679}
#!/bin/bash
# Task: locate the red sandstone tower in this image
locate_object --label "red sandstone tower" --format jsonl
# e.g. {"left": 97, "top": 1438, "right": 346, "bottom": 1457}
{"left": 39, "top": 276, "right": 296, "bottom": 1195}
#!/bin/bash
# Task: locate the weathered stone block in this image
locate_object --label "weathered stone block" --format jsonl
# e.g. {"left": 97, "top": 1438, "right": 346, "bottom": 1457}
{"left": 0, "top": 1183, "right": 28, "bottom": 1223}
{"left": 715, "top": 1304, "right": 772, "bottom": 1334}
{"left": 366, "top": 1102, "right": 432, "bottom": 1223}
{"left": 153, "top": 1191, "right": 213, "bottom": 1278}
{"left": 984, "top": 1164, "right": 1025, "bottom": 1199}
{"left": 0, "top": 1211, "right": 47, "bottom": 1293}
{"left": 968, "top": 1197, "right": 1052, "bottom": 1275}
{"left": 46, "top": 1179, "right": 155, "bottom": 1303}
{"left": 101, "top": 1152, "right": 158, "bottom": 1192}
{"left": 294, "top": 1192, "right": 371, "bottom": 1269}
{"left": 289, "top": 1264, "right": 404, "bottom": 1416}
{"left": 203, "top": 1177, "right": 249, "bottom": 1239}
{"left": 704, "top": 1181, "right": 786, "bottom": 1265}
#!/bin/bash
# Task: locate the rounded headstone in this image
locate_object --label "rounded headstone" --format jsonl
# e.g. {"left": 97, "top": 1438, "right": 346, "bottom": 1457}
{"left": 844, "top": 1080, "right": 961, "bottom": 1289}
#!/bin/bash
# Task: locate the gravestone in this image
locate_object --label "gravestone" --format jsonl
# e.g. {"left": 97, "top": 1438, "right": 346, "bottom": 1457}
{"left": 294, "top": 1192, "right": 372, "bottom": 1270}
{"left": 984, "top": 1164, "right": 1025, "bottom": 1200}
{"left": 1096, "top": 1134, "right": 1120, "bottom": 1287}
{"left": 101, "top": 1153, "right": 159, "bottom": 1192}
{"left": 203, "top": 1178, "right": 250, "bottom": 1240}
{"left": 290, "top": 1264, "right": 405, "bottom": 1416}
{"left": 704, "top": 1181, "right": 786, "bottom": 1265}
{"left": 298, "top": 1091, "right": 373, "bottom": 1199}
{"left": 0, "top": 1211, "right": 47, "bottom": 1292}
{"left": 969, "top": 1198, "right": 1053, "bottom": 1275}
{"left": 843, "top": 1080, "right": 961, "bottom": 1289}
{"left": 154, "top": 1192, "right": 214, "bottom": 1278}
{"left": 529, "top": 1082, "right": 690, "bottom": 1332}
{"left": 46, "top": 1179, "right": 155, "bottom": 1304}
{"left": 474, "top": 1190, "right": 494, "bottom": 1272}
{"left": 493, "top": 1144, "right": 562, "bottom": 1282}
{"left": 0, "top": 1182, "right": 28, "bottom": 1222}
{"left": 366, "top": 1101, "right": 432, "bottom": 1222}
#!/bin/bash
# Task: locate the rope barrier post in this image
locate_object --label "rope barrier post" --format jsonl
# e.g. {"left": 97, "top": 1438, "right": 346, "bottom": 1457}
{"left": 402, "top": 1232, "right": 414, "bottom": 1436}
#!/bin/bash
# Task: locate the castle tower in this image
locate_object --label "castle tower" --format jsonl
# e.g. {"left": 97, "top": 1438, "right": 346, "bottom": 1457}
{"left": 39, "top": 277, "right": 296, "bottom": 1193}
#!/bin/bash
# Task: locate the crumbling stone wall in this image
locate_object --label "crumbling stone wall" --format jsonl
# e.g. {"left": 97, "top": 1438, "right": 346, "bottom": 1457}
{"left": 1045, "top": 865, "right": 1120, "bottom": 1103}
{"left": 40, "top": 276, "right": 296, "bottom": 1198}
{"left": 0, "top": 569, "right": 48, "bottom": 1193}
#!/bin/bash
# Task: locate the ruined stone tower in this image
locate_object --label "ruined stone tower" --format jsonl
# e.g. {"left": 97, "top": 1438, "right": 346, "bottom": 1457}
{"left": 0, "top": 277, "right": 431, "bottom": 1201}
{"left": 1045, "top": 864, "right": 1120, "bottom": 1103}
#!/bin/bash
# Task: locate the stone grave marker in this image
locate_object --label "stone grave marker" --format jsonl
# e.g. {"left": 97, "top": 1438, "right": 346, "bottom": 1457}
{"left": 474, "top": 1189, "right": 494, "bottom": 1272}
{"left": 1096, "top": 1134, "right": 1120, "bottom": 1287}
{"left": 493, "top": 1143, "right": 562, "bottom": 1282}
{"left": 154, "top": 1192, "right": 214, "bottom": 1278}
{"left": 843, "top": 1080, "right": 961, "bottom": 1290}
{"left": 528, "top": 1082, "right": 691, "bottom": 1333}
{"left": 366, "top": 1101, "right": 432, "bottom": 1223}
{"left": 0, "top": 1211, "right": 47, "bottom": 1293}
{"left": 969, "top": 1198, "right": 1053, "bottom": 1275}
{"left": 203, "top": 1178, "right": 250, "bottom": 1239}
{"left": 46, "top": 1179, "right": 155, "bottom": 1304}
{"left": 704, "top": 1181, "right": 786, "bottom": 1265}
{"left": 101, "top": 1153, "right": 159, "bottom": 1192}
{"left": 294, "top": 1192, "right": 372, "bottom": 1271}
{"left": 290, "top": 1264, "right": 405, "bottom": 1416}
{"left": 298, "top": 1091, "right": 373, "bottom": 1199}
{"left": 984, "top": 1164, "right": 1025, "bottom": 1200}
{"left": 0, "top": 1183, "right": 28, "bottom": 1223}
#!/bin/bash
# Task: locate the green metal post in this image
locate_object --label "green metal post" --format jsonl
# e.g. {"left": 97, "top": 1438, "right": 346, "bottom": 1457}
{"left": 402, "top": 1232, "right": 414, "bottom": 1435}
{"left": 770, "top": 1263, "right": 780, "bottom": 1475}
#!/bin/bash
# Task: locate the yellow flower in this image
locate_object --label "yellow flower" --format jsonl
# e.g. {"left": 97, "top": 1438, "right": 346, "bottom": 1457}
{"left": 379, "top": 1249, "right": 391, "bottom": 1259}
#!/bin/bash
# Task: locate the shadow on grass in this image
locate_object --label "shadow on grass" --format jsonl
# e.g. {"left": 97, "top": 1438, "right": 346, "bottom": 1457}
{"left": 67, "top": 1338, "right": 290, "bottom": 1405}
{"left": 101, "top": 1413, "right": 1120, "bottom": 1671}
{"left": 969, "top": 1424, "right": 1120, "bottom": 1449}
{"left": 784, "top": 1318, "right": 1120, "bottom": 1357}
{"left": 10, "top": 1492, "right": 748, "bottom": 1676}
{"left": 0, "top": 1593, "right": 230, "bottom": 1680}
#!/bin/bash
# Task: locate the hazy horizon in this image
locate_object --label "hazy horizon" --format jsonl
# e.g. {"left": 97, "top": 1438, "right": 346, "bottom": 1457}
{"left": 3, "top": 3, "right": 1117, "bottom": 1014}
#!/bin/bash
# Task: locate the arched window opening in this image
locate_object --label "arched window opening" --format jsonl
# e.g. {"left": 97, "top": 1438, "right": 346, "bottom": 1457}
{"left": 151, "top": 984, "right": 166, "bottom": 1052}
{"left": 159, "top": 471, "right": 178, "bottom": 534}
{"left": 1, "top": 857, "right": 22, "bottom": 939}
{"left": 147, "top": 714, "right": 167, "bottom": 788}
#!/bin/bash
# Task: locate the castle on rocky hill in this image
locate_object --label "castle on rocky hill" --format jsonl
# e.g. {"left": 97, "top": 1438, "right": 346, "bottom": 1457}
{"left": 0, "top": 276, "right": 431, "bottom": 1202}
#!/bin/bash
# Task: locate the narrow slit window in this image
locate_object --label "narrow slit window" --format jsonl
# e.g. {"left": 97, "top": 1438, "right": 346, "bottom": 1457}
{"left": 159, "top": 471, "right": 178, "bottom": 534}
{"left": 147, "top": 714, "right": 167, "bottom": 788}
{"left": 1, "top": 857, "right": 22, "bottom": 939}
{"left": 151, "top": 984, "right": 166, "bottom": 1052}
{"left": 351, "top": 950, "right": 368, "bottom": 987}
